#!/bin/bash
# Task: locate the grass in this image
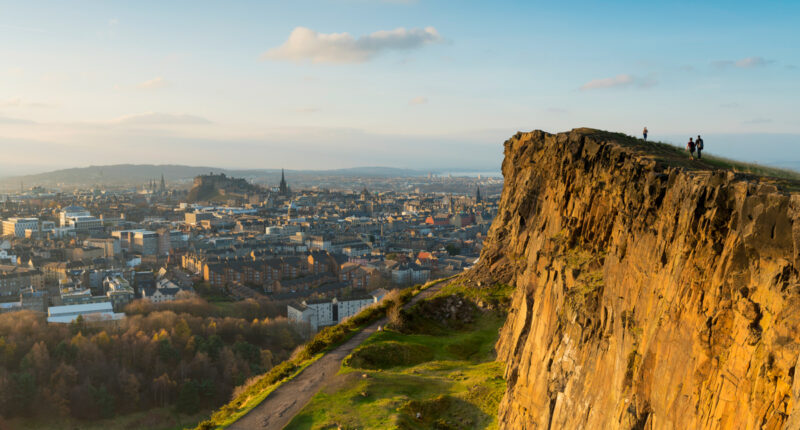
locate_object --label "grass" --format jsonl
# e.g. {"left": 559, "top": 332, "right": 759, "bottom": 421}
{"left": 436, "top": 280, "right": 515, "bottom": 309}
{"left": 595, "top": 130, "right": 800, "bottom": 192}
{"left": 200, "top": 355, "right": 322, "bottom": 429}
{"left": 284, "top": 288, "right": 509, "bottom": 430}
{"left": 196, "top": 277, "right": 455, "bottom": 429}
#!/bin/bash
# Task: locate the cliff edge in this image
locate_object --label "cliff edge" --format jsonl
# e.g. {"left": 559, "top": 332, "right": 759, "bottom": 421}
{"left": 472, "top": 128, "right": 800, "bottom": 429}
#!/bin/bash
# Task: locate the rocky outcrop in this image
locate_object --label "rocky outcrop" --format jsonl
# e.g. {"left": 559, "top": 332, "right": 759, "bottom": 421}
{"left": 473, "top": 128, "right": 800, "bottom": 429}
{"left": 186, "top": 173, "right": 262, "bottom": 202}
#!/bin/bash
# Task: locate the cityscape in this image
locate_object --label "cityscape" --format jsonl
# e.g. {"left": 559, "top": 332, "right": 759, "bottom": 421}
{"left": 0, "top": 170, "right": 500, "bottom": 329}
{"left": 1, "top": 0, "right": 797, "bottom": 428}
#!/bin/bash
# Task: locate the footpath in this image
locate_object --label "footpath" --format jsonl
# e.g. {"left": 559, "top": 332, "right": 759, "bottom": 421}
{"left": 229, "top": 279, "right": 451, "bottom": 430}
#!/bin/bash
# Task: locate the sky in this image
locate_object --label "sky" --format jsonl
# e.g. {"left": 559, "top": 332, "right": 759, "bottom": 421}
{"left": 0, "top": 0, "right": 798, "bottom": 175}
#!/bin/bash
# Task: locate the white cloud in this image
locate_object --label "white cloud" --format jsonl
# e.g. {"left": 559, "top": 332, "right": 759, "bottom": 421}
{"left": 263, "top": 26, "right": 443, "bottom": 64}
{"left": 580, "top": 74, "right": 633, "bottom": 90}
{"left": 111, "top": 112, "right": 211, "bottom": 125}
{"left": 409, "top": 96, "right": 428, "bottom": 105}
{"left": 580, "top": 74, "right": 656, "bottom": 91}
{"left": 712, "top": 56, "right": 772, "bottom": 69}
{"left": 137, "top": 77, "right": 169, "bottom": 89}
{"left": 108, "top": 18, "right": 119, "bottom": 26}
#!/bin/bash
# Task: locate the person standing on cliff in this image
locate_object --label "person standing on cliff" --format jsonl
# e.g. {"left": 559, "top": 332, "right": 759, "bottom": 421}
{"left": 643, "top": 127, "right": 648, "bottom": 141}
{"left": 696, "top": 135, "right": 704, "bottom": 159}
{"left": 687, "top": 137, "right": 696, "bottom": 159}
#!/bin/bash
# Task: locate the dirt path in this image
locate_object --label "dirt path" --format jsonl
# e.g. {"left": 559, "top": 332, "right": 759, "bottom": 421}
{"left": 229, "top": 279, "right": 451, "bottom": 430}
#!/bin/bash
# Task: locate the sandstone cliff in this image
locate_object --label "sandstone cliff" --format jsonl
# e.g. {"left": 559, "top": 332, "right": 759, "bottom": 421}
{"left": 472, "top": 128, "right": 800, "bottom": 429}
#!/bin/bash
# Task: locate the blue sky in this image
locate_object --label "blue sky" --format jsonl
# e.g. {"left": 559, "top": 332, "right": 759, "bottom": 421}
{"left": 0, "top": 0, "right": 798, "bottom": 174}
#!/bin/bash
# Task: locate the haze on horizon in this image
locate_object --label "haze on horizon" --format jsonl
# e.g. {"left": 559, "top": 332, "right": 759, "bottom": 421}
{"left": 1, "top": 0, "right": 798, "bottom": 176}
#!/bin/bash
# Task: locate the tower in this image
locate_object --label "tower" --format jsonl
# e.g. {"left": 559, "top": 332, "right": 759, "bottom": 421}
{"left": 279, "top": 169, "right": 289, "bottom": 196}
{"left": 160, "top": 174, "right": 166, "bottom": 193}
{"left": 475, "top": 186, "right": 482, "bottom": 203}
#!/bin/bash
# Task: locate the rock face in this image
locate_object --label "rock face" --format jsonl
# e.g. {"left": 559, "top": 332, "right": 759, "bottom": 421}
{"left": 186, "top": 173, "right": 262, "bottom": 202}
{"left": 473, "top": 129, "right": 800, "bottom": 429}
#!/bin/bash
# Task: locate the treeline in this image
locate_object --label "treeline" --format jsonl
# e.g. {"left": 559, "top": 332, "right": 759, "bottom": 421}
{"left": 0, "top": 304, "right": 308, "bottom": 420}
{"left": 125, "top": 295, "right": 291, "bottom": 321}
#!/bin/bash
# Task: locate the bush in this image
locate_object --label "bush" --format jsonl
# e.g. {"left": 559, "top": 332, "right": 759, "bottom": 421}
{"left": 344, "top": 341, "right": 433, "bottom": 370}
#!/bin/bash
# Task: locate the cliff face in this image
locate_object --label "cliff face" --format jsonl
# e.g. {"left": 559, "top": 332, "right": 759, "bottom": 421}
{"left": 473, "top": 129, "right": 800, "bottom": 429}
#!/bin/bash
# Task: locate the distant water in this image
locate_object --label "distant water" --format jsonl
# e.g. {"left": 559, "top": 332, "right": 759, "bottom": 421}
{"left": 435, "top": 170, "right": 503, "bottom": 178}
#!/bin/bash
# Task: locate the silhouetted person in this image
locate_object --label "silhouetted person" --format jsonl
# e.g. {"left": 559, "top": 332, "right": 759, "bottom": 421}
{"left": 643, "top": 127, "right": 648, "bottom": 141}
{"left": 687, "top": 137, "right": 696, "bottom": 159}
{"left": 696, "top": 135, "right": 704, "bottom": 159}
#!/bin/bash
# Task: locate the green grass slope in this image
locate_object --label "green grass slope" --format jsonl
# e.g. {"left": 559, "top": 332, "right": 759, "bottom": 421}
{"left": 284, "top": 281, "right": 511, "bottom": 430}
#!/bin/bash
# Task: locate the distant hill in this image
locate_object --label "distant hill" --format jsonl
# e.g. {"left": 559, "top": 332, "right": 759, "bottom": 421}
{"left": 0, "top": 164, "right": 428, "bottom": 190}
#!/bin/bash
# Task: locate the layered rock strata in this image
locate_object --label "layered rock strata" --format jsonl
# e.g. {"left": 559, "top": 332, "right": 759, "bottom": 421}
{"left": 474, "top": 129, "right": 800, "bottom": 429}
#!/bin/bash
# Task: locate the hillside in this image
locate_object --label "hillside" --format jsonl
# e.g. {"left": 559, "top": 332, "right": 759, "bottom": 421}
{"left": 0, "top": 164, "right": 429, "bottom": 190}
{"left": 471, "top": 128, "right": 800, "bottom": 428}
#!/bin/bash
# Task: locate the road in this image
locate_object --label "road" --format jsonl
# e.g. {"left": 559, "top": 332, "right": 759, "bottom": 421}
{"left": 229, "top": 279, "right": 451, "bottom": 430}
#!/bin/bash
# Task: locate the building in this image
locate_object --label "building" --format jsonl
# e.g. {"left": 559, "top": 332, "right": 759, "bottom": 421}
{"left": 287, "top": 293, "right": 376, "bottom": 331}
{"left": 185, "top": 211, "right": 214, "bottom": 226}
{"left": 0, "top": 266, "right": 44, "bottom": 298}
{"left": 279, "top": 169, "right": 290, "bottom": 196}
{"left": 339, "top": 263, "right": 376, "bottom": 289}
{"left": 103, "top": 276, "right": 135, "bottom": 310}
{"left": 391, "top": 262, "right": 431, "bottom": 286}
{"left": 157, "top": 230, "right": 187, "bottom": 255}
{"left": 112, "top": 229, "right": 159, "bottom": 255}
{"left": 85, "top": 238, "right": 121, "bottom": 258}
{"left": 141, "top": 278, "right": 183, "bottom": 303}
{"left": 2, "top": 217, "right": 39, "bottom": 237}
{"left": 59, "top": 205, "right": 91, "bottom": 226}
{"left": 59, "top": 206, "right": 103, "bottom": 233}
{"left": 47, "top": 302, "right": 125, "bottom": 324}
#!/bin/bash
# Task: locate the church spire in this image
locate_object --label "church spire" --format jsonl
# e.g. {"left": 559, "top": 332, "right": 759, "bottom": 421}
{"left": 279, "top": 169, "right": 289, "bottom": 196}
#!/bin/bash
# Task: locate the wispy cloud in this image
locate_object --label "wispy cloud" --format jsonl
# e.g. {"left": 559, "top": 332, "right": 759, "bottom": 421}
{"left": 137, "top": 77, "right": 169, "bottom": 89}
{"left": 263, "top": 26, "right": 443, "bottom": 64}
{"left": 0, "top": 98, "right": 54, "bottom": 108}
{"left": 111, "top": 112, "right": 211, "bottom": 125}
{"left": 579, "top": 74, "right": 656, "bottom": 91}
{"left": 108, "top": 18, "right": 119, "bottom": 26}
{"left": 0, "top": 115, "right": 36, "bottom": 124}
{"left": 742, "top": 117, "right": 772, "bottom": 124}
{"left": 712, "top": 56, "right": 772, "bottom": 69}
{"left": 409, "top": 96, "right": 428, "bottom": 105}
{"left": 295, "top": 107, "right": 321, "bottom": 113}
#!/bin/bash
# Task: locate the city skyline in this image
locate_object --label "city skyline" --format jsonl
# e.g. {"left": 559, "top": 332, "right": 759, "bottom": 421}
{"left": 1, "top": 0, "right": 799, "bottom": 174}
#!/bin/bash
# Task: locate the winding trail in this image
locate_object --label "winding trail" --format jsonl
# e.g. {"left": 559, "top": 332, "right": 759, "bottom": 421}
{"left": 229, "top": 279, "right": 451, "bottom": 430}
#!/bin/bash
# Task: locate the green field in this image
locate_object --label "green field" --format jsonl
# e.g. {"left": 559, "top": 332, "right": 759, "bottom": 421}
{"left": 284, "top": 286, "right": 508, "bottom": 430}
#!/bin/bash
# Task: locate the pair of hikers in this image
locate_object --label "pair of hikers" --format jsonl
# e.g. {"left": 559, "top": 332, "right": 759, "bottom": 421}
{"left": 687, "top": 135, "right": 704, "bottom": 159}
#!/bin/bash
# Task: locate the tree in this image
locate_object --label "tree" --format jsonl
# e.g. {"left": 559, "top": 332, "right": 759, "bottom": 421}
{"left": 152, "top": 373, "right": 176, "bottom": 407}
{"left": 176, "top": 380, "right": 200, "bottom": 414}
{"left": 9, "top": 372, "right": 36, "bottom": 416}
{"left": 445, "top": 244, "right": 461, "bottom": 256}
